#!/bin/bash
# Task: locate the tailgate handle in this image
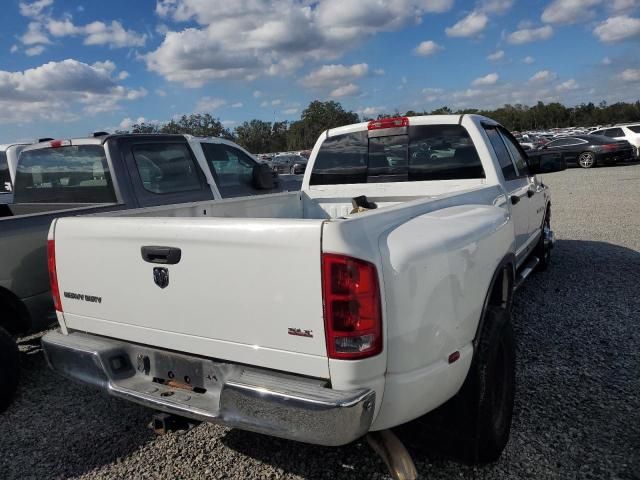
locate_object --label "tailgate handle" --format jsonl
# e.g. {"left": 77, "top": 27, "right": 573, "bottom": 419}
{"left": 141, "top": 246, "right": 181, "bottom": 265}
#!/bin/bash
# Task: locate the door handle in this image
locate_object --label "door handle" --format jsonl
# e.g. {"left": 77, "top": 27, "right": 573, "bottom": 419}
{"left": 527, "top": 189, "right": 535, "bottom": 198}
{"left": 510, "top": 195, "right": 520, "bottom": 205}
{"left": 141, "top": 246, "right": 182, "bottom": 264}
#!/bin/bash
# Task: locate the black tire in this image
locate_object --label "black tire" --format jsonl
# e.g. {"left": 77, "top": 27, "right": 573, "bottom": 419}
{"left": 534, "top": 207, "right": 552, "bottom": 271}
{"left": 447, "top": 307, "right": 516, "bottom": 463}
{"left": 0, "top": 326, "right": 20, "bottom": 413}
{"left": 578, "top": 151, "right": 596, "bottom": 168}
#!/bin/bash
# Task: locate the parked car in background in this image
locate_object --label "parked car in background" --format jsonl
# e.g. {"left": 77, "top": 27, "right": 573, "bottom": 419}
{"left": 590, "top": 125, "right": 640, "bottom": 158}
{"left": 0, "top": 143, "right": 31, "bottom": 204}
{"left": 272, "top": 153, "right": 308, "bottom": 174}
{"left": 0, "top": 133, "right": 282, "bottom": 413}
{"left": 540, "top": 134, "right": 634, "bottom": 168}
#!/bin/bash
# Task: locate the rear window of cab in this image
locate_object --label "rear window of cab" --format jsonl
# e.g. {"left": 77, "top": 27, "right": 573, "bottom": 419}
{"left": 14, "top": 145, "right": 116, "bottom": 203}
{"left": 310, "top": 125, "right": 484, "bottom": 186}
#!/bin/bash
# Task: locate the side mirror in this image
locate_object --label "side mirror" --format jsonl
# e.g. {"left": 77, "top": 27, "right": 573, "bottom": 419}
{"left": 527, "top": 152, "right": 567, "bottom": 174}
{"left": 252, "top": 163, "right": 275, "bottom": 190}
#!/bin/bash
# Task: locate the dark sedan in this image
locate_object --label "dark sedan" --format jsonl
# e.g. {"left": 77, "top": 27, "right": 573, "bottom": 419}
{"left": 539, "top": 135, "right": 634, "bottom": 168}
{"left": 272, "top": 154, "right": 308, "bottom": 174}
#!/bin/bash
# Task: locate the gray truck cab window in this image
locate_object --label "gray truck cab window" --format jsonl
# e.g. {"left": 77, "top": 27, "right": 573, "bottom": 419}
{"left": 14, "top": 146, "right": 116, "bottom": 203}
{"left": 0, "top": 152, "right": 10, "bottom": 194}
{"left": 202, "top": 143, "right": 260, "bottom": 198}
{"left": 132, "top": 144, "right": 202, "bottom": 194}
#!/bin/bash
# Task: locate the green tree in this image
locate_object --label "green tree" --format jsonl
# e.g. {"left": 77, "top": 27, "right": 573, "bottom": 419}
{"left": 234, "top": 120, "right": 274, "bottom": 153}
{"left": 286, "top": 101, "right": 359, "bottom": 150}
{"left": 160, "top": 114, "right": 233, "bottom": 138}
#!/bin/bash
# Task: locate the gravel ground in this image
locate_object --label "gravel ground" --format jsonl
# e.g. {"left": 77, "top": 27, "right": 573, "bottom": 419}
{"left": 1, "top": 163, "right": 639, "bottom": 480}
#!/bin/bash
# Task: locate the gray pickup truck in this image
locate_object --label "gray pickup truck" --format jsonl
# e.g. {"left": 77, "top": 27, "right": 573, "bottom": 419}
{"left": 0, "top": 133, "right": 286, "bottom": 411}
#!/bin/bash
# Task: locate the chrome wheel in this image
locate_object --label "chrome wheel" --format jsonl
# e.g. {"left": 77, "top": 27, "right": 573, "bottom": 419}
{"left": 578, "top": 152, "right": 595, "bottom": 168}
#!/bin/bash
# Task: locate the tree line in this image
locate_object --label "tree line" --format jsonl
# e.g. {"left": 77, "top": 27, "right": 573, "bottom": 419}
{"left": 120, "top": 99, "right": 640, "bottom": 153}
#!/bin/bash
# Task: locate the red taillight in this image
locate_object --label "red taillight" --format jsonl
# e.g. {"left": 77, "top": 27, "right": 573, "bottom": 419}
{"left": 367, "top": 116, "right": 409, "bottom": 131}
{"left": 602, "top": 144, "right": 617, "bottom": 152}
{"left": 321, "top": 253, "right": 382, "bottom": 359}
{"left": 47, "top": 239, "right": 62, "bottom": 312}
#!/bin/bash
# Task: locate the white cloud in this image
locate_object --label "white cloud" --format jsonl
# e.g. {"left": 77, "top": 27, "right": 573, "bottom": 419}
{"left": 301, "top": 63, "right": 369, "bottom": 89}
{"left": 602, "top": 56, "right": 612, "bottom": 65}
{"left": 119, "top": 116, "right": 147, "bottom": 130}
{"left": 487, "top": 50, "right": 505, "bottom": 61}
{"left": 231, "top": 102, "right": 243, "bottom": 108}
{"left": 472, "top": 72, "right": 499, "bottom": 86}
{"left": 25, "top": 45, "right": 45, "bottom": 56}
{"left": 358, "top": 106, "right": 386, "bottom": 118}
{"left": 422, "top": 87, "right": 444, "bottom": 101}
{"left": 446, "top": 11, "right": 489, "bottom": 37}
{"left": 330, "top": 83, "right": 360, "bottom": 97}
{"left": 480, "top": 0, "right": 514, "bottom": 14}
{"left": 594, "top": 15, "right": 640, "bottom": 42}
{"left": 155, "top": 89, "right": 167, "bottom": 96}
{"left": 10, "top": 45, "right": 19, "bottom": 54}
{"left": 0, "top": 59, "right": 147, "bottom": 123}
{"left": 374, "top": 68, "right": 385, "bottom": 75}
{"left": 195, "top": 97, "right": 227, "bottom": 112}
{"left": 414, "top": 40, "right": 443, "bottom": 56}
{"left": 507, "top": 25, "right": 553, "bottom": 44}
{"left": 619, "top": 68, "right": 640, "bottom": 81}
{"left": 221, "top": 120, "right": 237, "bottom": 127}
{"left": 117, "top": 71, "right": 129, "bottom": 80}
{"left": 529, "top": 70, "right": 557, "bottom": 83}
{"left": 556, "top": 79, "right": 579, "bottom": 91}
{"left": 253, "top": 90, "right": 263, "bottom": 98}
{"left": 17, "top": 5, "right": 147, "bottom": 55}
{"left": 610, "top": 0, "right": 640, "bottom": 12}
{"left": 21, "top": 22, "right": 51, "bottom": 45}
{"left": 19, "top": 0, "right": 53, "bottom": 18}
{"left": 523, "top": 56, "right": 535, "bottom": 64}
{"left": 282, "top": 107, "right": 299, "bottom": 115}
{"left": 541, "top": 0, "right": 601, "bottom": 25}
{"left": 148, "top": 0, "right": 455, "bottom": 86}
{"left": 271, "top": 99, "right": 282, "bottom": 106}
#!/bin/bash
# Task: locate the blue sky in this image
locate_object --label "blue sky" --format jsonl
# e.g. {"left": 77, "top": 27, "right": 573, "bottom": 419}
{"left": 1, "top": 0, "right": 639, "bottom": 142}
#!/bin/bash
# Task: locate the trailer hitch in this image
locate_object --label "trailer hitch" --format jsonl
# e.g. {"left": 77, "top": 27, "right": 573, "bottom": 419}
{"left": 366, "top": 430, "right": 418, "bottom": 480}
{"left": 150, "top": 412, "right": 201, "bottom": 435}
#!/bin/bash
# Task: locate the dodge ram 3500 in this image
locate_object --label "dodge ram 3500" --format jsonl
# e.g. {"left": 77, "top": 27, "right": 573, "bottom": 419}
{"left": 42, "top": 115, "right": 566, "bottom": 474}
{"left": 0, "top": 133, "right": 284, "bottom": 412}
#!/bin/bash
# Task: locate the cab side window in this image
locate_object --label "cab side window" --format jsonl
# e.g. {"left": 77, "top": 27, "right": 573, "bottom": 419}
{"left": 201, "top": 143, "right": 259, "bottom": 198}
{"left": 498, "top": 128, "right": 530, "bottom": 177}
{"left": 484, "top": 126, "right": 519, "bottom": 181}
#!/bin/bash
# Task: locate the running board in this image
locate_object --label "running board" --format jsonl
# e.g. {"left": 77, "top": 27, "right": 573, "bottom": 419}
{"left": 515, "top": 256, "right": 540, "bottom": 290}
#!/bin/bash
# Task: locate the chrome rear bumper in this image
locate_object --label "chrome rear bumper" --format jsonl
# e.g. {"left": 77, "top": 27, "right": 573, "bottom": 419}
{"left": 42, "top": 331, "right": 375, "bottom": 446}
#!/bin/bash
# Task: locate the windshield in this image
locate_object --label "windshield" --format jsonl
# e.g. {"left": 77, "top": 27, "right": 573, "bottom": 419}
{"left": 310, "top": 125, "right": 485, "bottom": 185}
{"left": 0, "top": 151, "right": 10, "bottom": 194}
{"left": 14, "top": 145, "right": 117, "bottom": 203}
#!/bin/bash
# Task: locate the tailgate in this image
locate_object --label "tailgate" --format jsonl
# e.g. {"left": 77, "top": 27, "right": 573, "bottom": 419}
{"left": 53, "top": 217, "right": 330, "bottom": 378}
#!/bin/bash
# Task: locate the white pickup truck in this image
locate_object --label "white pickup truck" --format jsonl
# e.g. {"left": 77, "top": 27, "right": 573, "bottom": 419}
{"left": 42, "top": 115, "right": 565, "bottom": 470}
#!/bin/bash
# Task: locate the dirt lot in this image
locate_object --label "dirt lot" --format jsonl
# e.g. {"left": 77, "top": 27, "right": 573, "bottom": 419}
{"left": 2, "top": 163, "right": 639, "bottom": 480}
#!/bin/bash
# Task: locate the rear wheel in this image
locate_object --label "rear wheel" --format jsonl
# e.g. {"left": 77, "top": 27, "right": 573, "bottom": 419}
{"left": 0, "top": 326, "right": 20, "bottom": 413}
{"left": 458, "top": 306, "right": 516, "bottom": 462}
{"left": 578, "top": 151, "right": 596, "bottom": 168}
{"left": 534, "top": 207, "right": 552, "bottom": 271}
